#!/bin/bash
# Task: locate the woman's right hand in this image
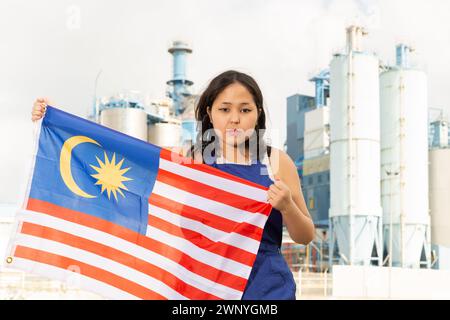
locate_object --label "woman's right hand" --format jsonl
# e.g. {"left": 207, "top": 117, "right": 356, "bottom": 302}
{"left": 31, "top": 97, "right": 50, "bottom": 122}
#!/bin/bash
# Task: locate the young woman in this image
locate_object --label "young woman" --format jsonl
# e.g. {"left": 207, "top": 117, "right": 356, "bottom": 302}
{"left": 31, "top": 70, "right": 315, "bottom": 300}
{"left": 187, "top": 70, "right": 314, "bottom": 299}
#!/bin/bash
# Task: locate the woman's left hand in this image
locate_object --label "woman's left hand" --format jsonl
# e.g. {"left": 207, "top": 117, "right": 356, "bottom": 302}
{"left": 267, "top": 175, "right": 293, "bottom": 213}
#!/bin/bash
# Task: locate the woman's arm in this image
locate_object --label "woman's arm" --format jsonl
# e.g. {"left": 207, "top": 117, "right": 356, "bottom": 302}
{"left": 268, "top": 148, "right": 315, "bottom": 245}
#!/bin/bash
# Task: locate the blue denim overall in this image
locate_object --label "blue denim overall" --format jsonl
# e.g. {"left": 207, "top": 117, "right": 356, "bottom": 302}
{"left": 209, "top": 157, "right": 297, "bottom": 300}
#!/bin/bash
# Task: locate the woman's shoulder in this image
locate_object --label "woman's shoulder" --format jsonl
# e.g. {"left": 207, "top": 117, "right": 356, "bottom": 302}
{"left": 268, "top": 146, "right": 295, "bottom": 165}
{"left": 268, "top": 147, "right": 297, "bottom": 178}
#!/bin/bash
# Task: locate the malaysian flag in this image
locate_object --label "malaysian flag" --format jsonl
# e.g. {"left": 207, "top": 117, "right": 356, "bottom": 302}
{"left": 4, "top": 106, "right": 272, "bottom": 299}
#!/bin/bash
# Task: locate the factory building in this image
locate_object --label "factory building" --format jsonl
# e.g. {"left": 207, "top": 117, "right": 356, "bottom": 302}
{"left": 92, "top": 41, "right": 196, "bottom": 150}
{"left": 285, "top": 26, "right": 449, "bottom": 276}
{"left": 286, "top": 94, "right": 315, "bottom": 168}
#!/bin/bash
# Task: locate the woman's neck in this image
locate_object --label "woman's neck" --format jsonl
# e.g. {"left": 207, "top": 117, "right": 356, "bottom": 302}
{"left": 219, "top": 143, "right": 251, "bottom": 164}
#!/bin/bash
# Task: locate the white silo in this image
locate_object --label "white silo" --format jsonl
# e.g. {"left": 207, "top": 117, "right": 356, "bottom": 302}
{"left": 100, "top": 107, "right": 148, "bottom": 141}
{"left": 380, "top": 44, "right": 431, "bottom": 268}
{"left": 329, "top": 26, "right": 383, "bottom": 266}
{"left": 148, "top": 121, "right": 182, "bottom": 148}
{"left": 429, "top": 148, "right": 450, "bottom": 248}
{"left": 429, "top": 147, "right": 450, "bottom": 270}
{"left": 98, "top": 94, "right": 148, "bottom": 141}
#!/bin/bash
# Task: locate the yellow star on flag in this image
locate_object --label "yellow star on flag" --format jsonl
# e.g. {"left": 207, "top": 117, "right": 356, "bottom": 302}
{"left": 90, "top": 152, "right": 132, "bottom": 201}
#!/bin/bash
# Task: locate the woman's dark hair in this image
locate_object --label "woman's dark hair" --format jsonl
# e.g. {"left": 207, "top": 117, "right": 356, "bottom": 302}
{"left": 190, "top": 70, "right": 270, "bottom": 163}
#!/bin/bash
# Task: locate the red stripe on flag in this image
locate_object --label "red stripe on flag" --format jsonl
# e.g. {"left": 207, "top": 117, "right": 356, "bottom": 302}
{"left": 159, "top": 148, "right": 268, "bottom": 191}
{"left": 26, "top": 198, "right": 248, "bottom": 292}
{"left": 13, "top": 245, "right": 166, "bottom": 300}
{"left": 147, "top": 214, "right": 256, "bottom": 267}
{"left": 148, "top": 193, "right": 263, "bottom": 241}
{"left": 20, "top": 221, "right": 222, "bottom": 300}
{"left": 155, "top": 168, "right": 271, "bottom": 216}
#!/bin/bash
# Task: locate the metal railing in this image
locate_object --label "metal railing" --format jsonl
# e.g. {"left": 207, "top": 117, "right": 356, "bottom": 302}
{"left": 294, "top": 268, "right": 332, "bottom": 299}
{"left": 0, "top": 268, "right": 102, "bottom": 299}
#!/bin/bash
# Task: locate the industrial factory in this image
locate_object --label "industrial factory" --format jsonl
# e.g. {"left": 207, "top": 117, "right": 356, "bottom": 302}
{"left": 284, "top": 26, "right": 450, "bottom": 298}
{"left": 1, "top": 25, "right": 450, "bottom": 299}
{"left": 90, "top": 40, "right": 198, "bottom": 152}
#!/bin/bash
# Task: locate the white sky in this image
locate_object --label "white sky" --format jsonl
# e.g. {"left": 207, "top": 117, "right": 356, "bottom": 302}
{"left": 1, "top": 0, "right": 450, "bottom": 204}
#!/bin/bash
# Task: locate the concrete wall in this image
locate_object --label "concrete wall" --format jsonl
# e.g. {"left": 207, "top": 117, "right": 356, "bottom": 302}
{"left": 332, "top": 265, "right": 450, "bottom": 299}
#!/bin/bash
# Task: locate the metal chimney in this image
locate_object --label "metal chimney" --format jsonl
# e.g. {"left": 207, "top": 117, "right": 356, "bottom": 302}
{"left": 166, "top": 41, "right": 194, "bottom": 116}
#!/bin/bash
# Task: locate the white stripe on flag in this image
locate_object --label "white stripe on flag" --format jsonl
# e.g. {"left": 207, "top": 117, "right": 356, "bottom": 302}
{"left": 159, "top": 158, "right": 268, "bottom": 202}
{"left": 146, "top": 225, "right": 252, "bottom": 280}
{"left": 16, "top": 211, "right": 242, "bottom": 299}
{"left": 10, "top": 257, "right": 137, "bottom": 300}
{"left": 148, "top": 204, "right": 260, "bottom": 253}
{"left": 14, "top": 233, "right": 189, "bottom": 300}
{"left": 151, "top": 181, "right": 267, "bottom": 228}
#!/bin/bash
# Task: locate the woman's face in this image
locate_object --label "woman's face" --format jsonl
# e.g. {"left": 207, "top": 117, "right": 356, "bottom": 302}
{"left": 207, "top": 82, "right": 259, "bottom": 148}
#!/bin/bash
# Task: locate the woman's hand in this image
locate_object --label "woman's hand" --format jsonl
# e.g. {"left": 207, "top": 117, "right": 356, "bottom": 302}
{"left": 267, "top": 175, "right": 294, "bottom": 213}
{"left": 31, "top": 97, "right": 50, "bottom": 121}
